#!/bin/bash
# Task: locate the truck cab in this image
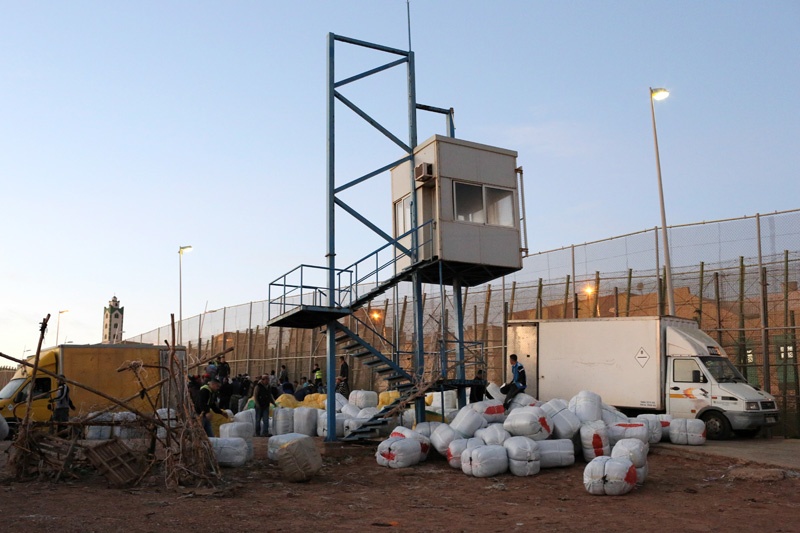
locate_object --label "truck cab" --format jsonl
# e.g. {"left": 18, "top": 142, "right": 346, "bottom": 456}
{"left": 0, "top": 349, "right": 59, "bottom": 435}
{"left": 666, "top": 325, "right": 779, "bottom": 438}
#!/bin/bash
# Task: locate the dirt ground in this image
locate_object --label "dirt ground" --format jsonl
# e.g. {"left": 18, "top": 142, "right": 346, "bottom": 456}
{"left": 1, "top": 439, "right": 799, "bottom": 533}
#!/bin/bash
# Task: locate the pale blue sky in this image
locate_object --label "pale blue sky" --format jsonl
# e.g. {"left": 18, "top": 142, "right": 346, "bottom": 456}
{"left": 1, "top": 1, "right": 798, "bottom": 362}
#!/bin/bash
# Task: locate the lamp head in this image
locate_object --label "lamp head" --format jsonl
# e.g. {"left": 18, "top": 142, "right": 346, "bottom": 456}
{"left": 179, "top": 245, "right": 193, "bottom": 255}
{"left": 650, "top": 87, "right": 670, "bottom": 101}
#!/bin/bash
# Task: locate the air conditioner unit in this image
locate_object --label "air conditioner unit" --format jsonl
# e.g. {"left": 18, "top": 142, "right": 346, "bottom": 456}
{"left": 414, "top": 162, "right": 434, "bottom": 183}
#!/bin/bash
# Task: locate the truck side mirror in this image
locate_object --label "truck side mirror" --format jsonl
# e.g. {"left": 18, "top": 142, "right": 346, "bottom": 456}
{"left": 15, "top": 391, "right": 27, "bottom": 403}
{"left": 691, "top": 370, "right": 703, "bottom": 383}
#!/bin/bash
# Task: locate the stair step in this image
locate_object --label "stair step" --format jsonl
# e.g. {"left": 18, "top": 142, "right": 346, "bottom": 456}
{"left": 341, "top": 342, "right": 361, "bottom": 350}
{"left": 352, "top": 351, "right": 374, "bottom": 358}
{"left": 363, "top": 359, "right": 388, "bottom": 368}
{"left": 334, "top": 334, "right": 350, "bottom": 343}
{"left": 374, "top": 366, "right": 396, "bottom": 375}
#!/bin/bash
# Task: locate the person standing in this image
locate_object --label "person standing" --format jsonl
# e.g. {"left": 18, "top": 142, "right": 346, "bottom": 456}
{"left": 278, "top": 365, "right": 289, "bottom": 384}
{"left": 469, "top": 368, "right": 487, "bottom": 404}
{"left": 216, "top": 355, "right": 231, "bottom": 383}
{"left": 336, "top": 355, "right": 350, "bottom": 397}
{"left": 313, "top": 363, "right": 323, "bottom": 391}
{"left": 502, "top": 354, "right": 527, "bottom": 409}
{"left": 51, "top": 375, "right": 75, "bottom": 436}
{"left": 195, "top": 378, "right": 225, "bottom": 437}
{"left": 254, "top": 375, "right": 278, "bottom": 437}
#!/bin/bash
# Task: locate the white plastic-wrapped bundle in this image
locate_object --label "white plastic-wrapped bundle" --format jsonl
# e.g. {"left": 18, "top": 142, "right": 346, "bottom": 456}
{"left": 569, "top": 391, "right": 603, "bottom": 423}
{"left": 340, "top": 403, "right": 361, "bottom": 419}
{"left": 461, "top": 444, "right": 508, "bottom": 477}
{"left": 504, "top": 436, "right": 541, "bottom": 477}
{"left": 357, "top": 407, "right": 380, "bottom": 419}
{"left": 414, "top": 421, "right": 442, "bottom": 438}
{"left": 475, "top": 423, "right": 511, "bottom": 446}
{"left": 470, "top": 400, "right": 506, "bottom": 423}
{"left": 349, "top": 390, "right": 379, "bottom": 410}
{"left": 607, "top": 421, "right": 649, "bottom": 446}
{"left": 85, "top": 412, "right": 113, "bottom": 440}
{"left": 220, "top": 421, "right": 255, "bottom": 439}
{"left": 316, "top": 411, "right": 348, "bottom": 438}
{"left": 431, "top": 423, "right": 463, "bottom": 456}
{"left": 669, "top": 418, "right": 706, "bottom": 445}
{"left": 601, "top": 402, "right": 629, "bottom": 425}
{"left": 611, "top": 439, "right": 649, "bottom": 485}
{"left": 376, "top": 437, "right": 422, "bottom": 469}
{"left": 580, "top": 420, "right": 610, "bottom": 461}
{"left": 428, "top": 390, "right": 458, "bottom": 412}
{"left": 272, "top": 407, "right": 295, "bottom": 436}
{"left": 584, "top": 456, "right": 637, "bottom": 495}
{"left": 400, "top": 409, "right": 416, "bottom": 429}
{"left": 537, "top": 439, "right": 575, "bottom": 468}
{"left": 268, "top": 432, "right": 307, "bottom": 461}
{"left": 344, "top": 418, "right": 376, "bottom": 438}
{"left": 450, "top": 406, "right": 487, "bottom": 438}
{"left": 293, "top": 407, "right": 318, "bottom": 436}
{"left": 0, "top": 415, "right": 7, "bottom": 441}
{"left": 335, "top": 393, "right": 349, "bottom": 412}
{"left": 234, "top": 408, "right": 257, "bottom": 428}
{"left": 636, "top": 414, "right": 663, "bottom": 444}
{"left": 209, "top": 437, "right": 248, "bottom": 467}
{"left": 508, "top": 393, "right": 540, "bottom": 411}
{"left": 540, "top": 399, "right": 581, "bottom": 440}
{"left": 611, "top": 439, "right": 648, "bottom": 467}
{"left": 486, "top": 382, "right": 504, "bottom": 402}
{"left": 657, "top": 414, "right": 673, "bottom": 441}
{"left": 389, "top": 426, "right": 431, "bottom": 461}
{"left": 275, "top": 434, "right": 322, "bottom": 481}
{"left": 112, "top": 412, "right": 147, "bottom": 439}
{"left": 446, "top": 437, "right": 484, "bottom": 469}
{"left": 503, "top": 406, "right": 552, "bottom": 441}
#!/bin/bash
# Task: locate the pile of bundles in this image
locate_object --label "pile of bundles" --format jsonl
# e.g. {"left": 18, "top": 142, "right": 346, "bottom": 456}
{"left": 268, "top": 389, "right": 412, "bottom": 441}
{"left": 374, "top": 388, "right": 708, "bottom": 496}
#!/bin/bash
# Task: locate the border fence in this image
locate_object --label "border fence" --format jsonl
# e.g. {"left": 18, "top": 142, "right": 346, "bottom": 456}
{"left": 128, "top": 209, "right": 800, "bottom": 437}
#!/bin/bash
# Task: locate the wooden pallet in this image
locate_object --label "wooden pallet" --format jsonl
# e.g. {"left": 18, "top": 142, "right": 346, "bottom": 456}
{"left": 84, "top": 438, "right": 144, "bottom": 487}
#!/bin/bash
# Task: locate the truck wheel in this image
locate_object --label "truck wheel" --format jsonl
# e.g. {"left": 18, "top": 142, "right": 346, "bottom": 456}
{"left": 701, "top": 411, "right": 732, "bottom": 440}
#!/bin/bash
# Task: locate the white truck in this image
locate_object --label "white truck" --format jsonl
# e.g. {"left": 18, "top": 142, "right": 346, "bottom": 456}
{"left": 506, "top": 316, "right": 779, "bottom": 439}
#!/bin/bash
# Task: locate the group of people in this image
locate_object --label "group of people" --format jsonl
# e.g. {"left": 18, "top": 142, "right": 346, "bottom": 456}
{"left": 190, "top": 356, "right": 352, "bottom": 438}
{"left": 190, "top": 352, "right": 530, "bottom": 438}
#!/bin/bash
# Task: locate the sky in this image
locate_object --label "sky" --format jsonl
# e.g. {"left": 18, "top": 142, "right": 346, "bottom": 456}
{"left": 1, "top": 1, "right": 798, "bottom": 364}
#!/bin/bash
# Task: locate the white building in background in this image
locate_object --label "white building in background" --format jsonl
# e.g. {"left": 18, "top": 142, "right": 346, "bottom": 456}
{"left": 102, "top": 296, "right": 124, "bottom": 344}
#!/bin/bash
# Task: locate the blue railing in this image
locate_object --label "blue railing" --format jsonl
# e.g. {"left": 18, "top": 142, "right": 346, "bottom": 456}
{"left": 268, "top": 220, "right": 434, "bottom": 320}
{"left": 267, "top": 264, "right": 353, "bottom": 320}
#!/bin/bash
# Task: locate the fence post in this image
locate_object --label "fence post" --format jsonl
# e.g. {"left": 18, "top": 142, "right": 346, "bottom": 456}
{"left": 738, "top": 257, "right": 747, "bottom": 376}
{"left": 714, "top": 271, "right": 723, "bottom": 345}
{"left": 697, "top": 262, "right": 705, "bottom": 327}
{"left": 625, "top": 269, "right": 632, "bottom": 317}
{"left": 563, "top": 275, "right": 571, "bottom": 319}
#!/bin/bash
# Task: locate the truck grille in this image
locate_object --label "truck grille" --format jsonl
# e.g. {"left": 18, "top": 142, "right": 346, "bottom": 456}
{"left": 761, "top": 401, "right": 777, "bottom": 410}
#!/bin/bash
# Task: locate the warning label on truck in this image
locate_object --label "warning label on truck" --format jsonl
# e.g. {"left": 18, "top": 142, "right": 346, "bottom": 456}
{"left": 635, "top": 347, "right": 650, "bottom": 368}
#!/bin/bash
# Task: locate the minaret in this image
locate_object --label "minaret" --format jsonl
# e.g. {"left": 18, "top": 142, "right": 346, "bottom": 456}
{"left": 102, "top": 296, "right": 124, "bottom": 344}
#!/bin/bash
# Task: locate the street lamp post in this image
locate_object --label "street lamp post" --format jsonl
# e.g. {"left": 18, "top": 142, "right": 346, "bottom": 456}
{"left": 178, "top": 245, "right": 193, "bottom": 345}
{"left": 56, "top": 309, "right": 69, "bottom": 346}
{"left": 650, "top": 87, "right": 675, "bottom": 316}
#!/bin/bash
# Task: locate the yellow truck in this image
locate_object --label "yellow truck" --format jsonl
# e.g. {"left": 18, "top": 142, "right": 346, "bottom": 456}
{"left": 0, "top": 343, "right": 181, "bottom": 435}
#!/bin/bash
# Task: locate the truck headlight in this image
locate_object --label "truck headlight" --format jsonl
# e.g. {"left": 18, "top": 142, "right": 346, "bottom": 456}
{"left": 745, "top": 401, "right": 760, "bottom": 411}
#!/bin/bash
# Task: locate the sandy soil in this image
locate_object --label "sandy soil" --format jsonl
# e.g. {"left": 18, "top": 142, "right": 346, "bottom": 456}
{"left": 1, "top": 439, "right": 799, "bottom": 533}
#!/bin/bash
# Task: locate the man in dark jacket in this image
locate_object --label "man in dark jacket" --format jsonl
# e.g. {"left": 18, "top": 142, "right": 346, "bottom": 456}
{"left": 254, "top": 375, "right": 278, "bottom": 437}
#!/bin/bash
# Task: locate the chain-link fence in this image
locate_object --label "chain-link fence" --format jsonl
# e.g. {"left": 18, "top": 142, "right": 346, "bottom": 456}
{"left": 128, "top": 208, "right": 800, "bottom": 436}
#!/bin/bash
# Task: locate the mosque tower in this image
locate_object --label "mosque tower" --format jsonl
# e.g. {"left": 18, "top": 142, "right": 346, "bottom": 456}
{"left": 102, "top": 295, "right": 124, "bottom": 344}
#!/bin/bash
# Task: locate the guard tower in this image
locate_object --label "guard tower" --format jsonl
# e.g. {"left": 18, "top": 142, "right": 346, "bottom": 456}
{"left": 392, "top": 134, "right": 522, "bottom": 286}
{"left": 268, "top": 33, "right": 525, "bottom": 441}
{"left": 102, "top": 295, "right": 124, "bottom": 344}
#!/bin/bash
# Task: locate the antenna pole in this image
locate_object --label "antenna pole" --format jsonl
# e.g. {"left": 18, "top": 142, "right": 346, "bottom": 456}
{"left": 406, "top": 0, "right": 412, "bottom": 51}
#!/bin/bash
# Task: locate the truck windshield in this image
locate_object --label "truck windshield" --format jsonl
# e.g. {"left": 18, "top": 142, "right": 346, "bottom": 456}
{"left": 0, "top": 378, "right": 25, "bottom": 400}
{"left": 699, "top": 357, "right": 748, "bottom": 383}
